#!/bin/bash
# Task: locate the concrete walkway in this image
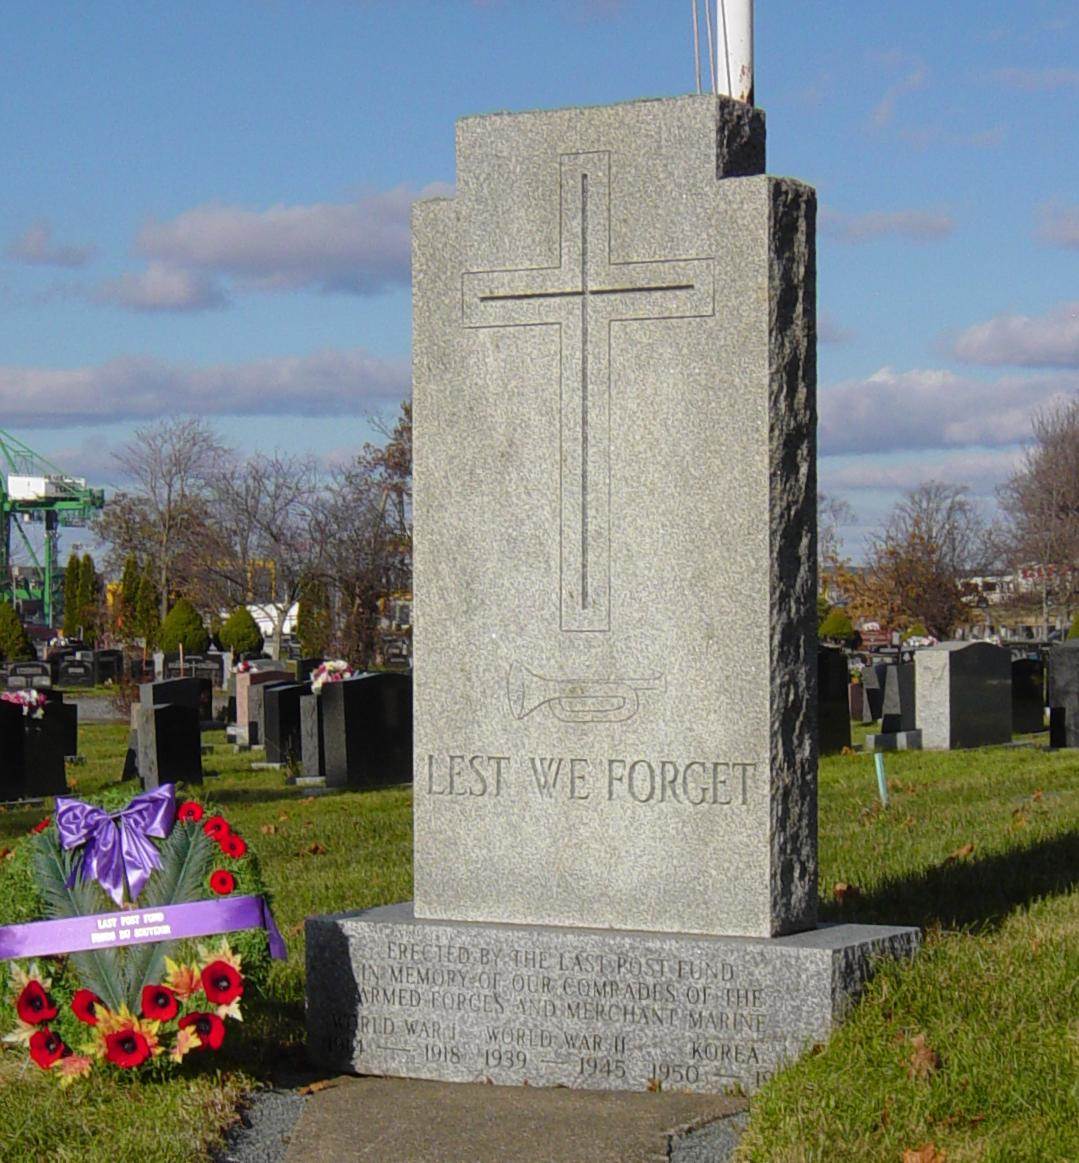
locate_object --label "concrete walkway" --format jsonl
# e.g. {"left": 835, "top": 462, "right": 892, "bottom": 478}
{"left": 281, "top": 1076, "right": 747, "bottom": 1163}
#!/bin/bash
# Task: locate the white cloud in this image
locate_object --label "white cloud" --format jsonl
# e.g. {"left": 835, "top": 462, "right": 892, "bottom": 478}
{"left": 6, "top": 221, "right": 95, "bottom": 268}
{"left": 820, "top": 207, "right": 954, "bottom": 243}
{"left": 819, "top": 366, "right": 1079, "bottom": 455}
{"left": 870, "top": 62, "right": 927, "bottom": 128}
{"left": 130, "top": 183, "right": 453, "bottom": 300}
{"left": 0, "top": 347, "right": 410, "bottom": 427}
{"left": 821, "top": 448, "right": 1024, "bottom": 495}
{"left": 950, "top": 302, "right": 1079, "bottom": 368}
{"left": 94, "top": 262, "right": 227, "bottom": 312}
{"left": 1037, "top": 203, "right": 1079, "bottom": 248}
{"left": 993, "top": 67, "right": 1079, "bottom": 92}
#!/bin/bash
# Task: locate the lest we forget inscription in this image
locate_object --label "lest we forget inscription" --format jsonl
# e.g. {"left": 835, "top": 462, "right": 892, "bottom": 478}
{"left": 307, "top": 94, "right": 918, "bottom": 1095}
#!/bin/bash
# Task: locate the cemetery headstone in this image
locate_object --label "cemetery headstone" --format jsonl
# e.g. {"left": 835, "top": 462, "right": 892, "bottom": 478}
{"left": 1011, "top": 657, "right": 1045, "bottom": 735}
{"left": 296, "top": 658, "right": 324, "bottom": 684}
{"left": 134, "top": 704, "right": 202, "bottom": 789}
{"left": 57, "top": 658, "right": 95, "bottom": 688}
{"left": 233, "top": 669, "right": 292, "bottom": 746}
{"left": 306, "top": 94, "right": 917, "bottom": 1096}
{"left": 152, "top": 651, "right": 165, "bottom": 680}
{"left": 23, "top": 705, "right": 70, "bottom": 796}
{"left": 139, "top": 677, "right": 213, "bottom": 723}
{"left": 129, "top": 656, "right": 155, "bottom": 683}
{"left": 865, "top": 663, "right": 922, "bottom": 750}
{"left": 321, "top": 673, "right": 412, "bottom": 789}
{"left": 122, "top": 705, "right": 139, "bottom": 781}
{"left": 915, "top": 642, "right": 1011, "bottom": 751}
{"left": 263, "top": 681, "right": 312, "bottom": 766}
{"left": 299, "top": 693, "right": 325, "bottom": 779}
{"left": 848, "top": 681, "right": 864, "bottom": 722}
{"left": 0, "top": 702, "right": 26, "bottom": 799}
{"left": 6, "top": 661, "right": 52, "bottom": 691}
{"left": 817, "top": 647, "right": 851, "bottom": 755}
{"left": 247, "top": 679, "right": 293, "bottom": 748}
{"left": 1047, "top": 641, "right": 1079, "bottom": 748}
{"left": 860, "top": 664, "right": 885, "bottom": 721}
{"left": 92, "top": 649, "right": 124, "bottom": 684}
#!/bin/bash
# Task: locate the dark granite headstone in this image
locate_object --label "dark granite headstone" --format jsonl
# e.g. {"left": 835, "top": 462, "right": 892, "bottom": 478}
{"left": 300, "top": 693, "right": 325, "bottom": 779}
{"left": 860, "top": 665, "right": 885, "bottom": 721}
{"left": 321, "top": 673, "right": 412, "bottom": 789}
{"left": 879, "top": 664, "right": 916, "bottom": 734}
{"left": 817, "top": 647, "right": 851, "bottom": 755}
{"left": 139, "top": 677, "right": 213, "bottom": 723}
{"left": 7, "top": 661, "right": 52, "bottom": 691}
{"left": 247, "top": 680, "right": 292, "bottom": 748}
{"left": 1011, "top": 658, "right": 1045, "bottom": 735}
{"left": 134, "top": 704, "right": 202, "bottom": 789}
{"left": 24, "top": 708, "right": 70, "bottom": 796}
{"left": 915, "top": 642, "right": 1012, "bottom": 750}
{"left": 1048, "top": 642, "right": 1079, "bottom": 748}
{"left": 58, "top": 658, "right": 95, "bottom": 687}
{"left": 93, "top": 650, "right": 124, "bottom": 684}
{"left": 296, "top": 658, "right": 324, "bottom": 684}
{"left": 129, "top": 656, "right": 155, "bottom": 683}
{"left": 0, "top": 702, "right": 26, "bottom": 799}
{"left": 263, "top": 682, "right": 312, "bottom": 765}
{"left": 848, "top": 682, "right": 864, "bottom": 722}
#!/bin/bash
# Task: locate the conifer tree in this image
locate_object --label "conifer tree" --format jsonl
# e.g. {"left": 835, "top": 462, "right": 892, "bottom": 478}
{"left": 159, "top": 597, "right": 210, "bottom": 655}
{"left": 119, "top": 554, "right": 140, "bottom": 621}
{"left": 76, "top": 552, "right": 98, "bottom": 645}
{"left": 134, "top": 562, "right": 160, "bottom": 650}
{"left": 218, "top": 606, "right": 263, "bottom": 655}
{"left": 0, "top": 601, "right": 34, "bottom": 662}
{"left": 62, "top": 552, "right": 82, "bottom": 637}
{"left": 295, "top": 577, "right": 332, "bottom": 658}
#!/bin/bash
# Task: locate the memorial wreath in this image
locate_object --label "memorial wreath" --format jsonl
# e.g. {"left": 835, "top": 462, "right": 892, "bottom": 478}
{"left": 0, "top": 784, "right": 285, "bottom": 1082}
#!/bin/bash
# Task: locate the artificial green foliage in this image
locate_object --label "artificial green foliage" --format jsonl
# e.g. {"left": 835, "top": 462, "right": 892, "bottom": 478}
{"left": 296, "top": 577, "right": 332, "bottom": 657}
{"left": 159, "top": 598, "right": 209, "bottom": 655}
{"left": 134, "top": 562, "right": 160, "bottom": 648}
{"left": 819, "top": 607, "right": 854, "bottom": 640}
{"left": 0, "top": 601, "right": 34, "bottom": 662}
{"left": 61, "top": 551, "right": 81, "bottom": 637}
{"left": 218, "top": 606, "right": 264, "bottom": 655}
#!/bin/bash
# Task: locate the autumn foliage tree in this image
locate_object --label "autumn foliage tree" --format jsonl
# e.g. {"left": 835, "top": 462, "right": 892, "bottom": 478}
{"left": 838, "top": 482, "right": 989, "bottom": 639}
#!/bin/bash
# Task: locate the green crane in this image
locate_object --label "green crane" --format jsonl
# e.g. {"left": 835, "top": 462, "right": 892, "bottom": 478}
{"left": 0, "top": 428, "right": 105, "bottom": 627}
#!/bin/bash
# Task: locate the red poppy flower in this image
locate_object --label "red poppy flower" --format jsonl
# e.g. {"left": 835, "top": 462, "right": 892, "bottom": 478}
{"left": 104, "top": 1027, "right": 152, "bottom": 1069}
{"left": 201, "top": 960, "right": 244, "bottom": 1006}
{"left": 178, "top": 1011, "right": 226, "bottom": 1051}
{"left": 178, "top": 801, "right": 204, "bottom": 823}
{"left": 31, "top": 816, "right": 51, "bottom": 834}
{"left": 220, "top": 832, "right": 247, "bottom": 859}
{"left": 209, "top": 869, "right": 236, "bottom": 895}
{"left": 29, "top": 1028, "right": 66, "bottom": 1069}
{"left": 72, "top": 988, "right": 103, "bottom": 1025}
{"left": 140, "top": 984, "right": 179, "bottom": 1021}
{"left": 202, "top": 815, "right": 230, "bottom": 841}
{"left": 16, "top": 980, "right": 58, "bottom": 1025}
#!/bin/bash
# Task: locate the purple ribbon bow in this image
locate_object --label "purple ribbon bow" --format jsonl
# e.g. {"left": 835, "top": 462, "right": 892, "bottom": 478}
{"left": 55, "top": 784, "right": 177, "bottom": 907}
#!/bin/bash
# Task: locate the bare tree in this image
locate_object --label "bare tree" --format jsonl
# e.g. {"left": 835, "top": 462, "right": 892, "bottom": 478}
{"left": 192, "top": 451, "right": 327, "bottom": 658}
{"left": 95, "top": 418, "right": 229, "bottom": 619}
{"left": 999, "top": 397, "right": 1079, "bottom": 617}
{"left": 818, "top": 492, "right": 855, "bottom": 589}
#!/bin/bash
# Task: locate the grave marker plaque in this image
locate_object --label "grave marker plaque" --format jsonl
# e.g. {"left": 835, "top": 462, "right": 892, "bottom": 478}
{"left": 915, "top": 642, "right": 1011, "bottom": 750}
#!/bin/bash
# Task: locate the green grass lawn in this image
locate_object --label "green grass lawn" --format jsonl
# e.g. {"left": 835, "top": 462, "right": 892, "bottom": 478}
{"left": 0, "top": 726, "right": 1075, "bottom": 1161}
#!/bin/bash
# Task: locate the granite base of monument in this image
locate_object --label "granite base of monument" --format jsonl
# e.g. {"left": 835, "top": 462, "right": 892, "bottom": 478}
{"left": 306, "top": 904, "right": 918, "bottom": 1096}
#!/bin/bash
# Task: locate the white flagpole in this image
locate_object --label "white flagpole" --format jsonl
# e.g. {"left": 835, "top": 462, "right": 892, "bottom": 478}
{"left": 716, "top": 0, "right": 754, "bottom": 105}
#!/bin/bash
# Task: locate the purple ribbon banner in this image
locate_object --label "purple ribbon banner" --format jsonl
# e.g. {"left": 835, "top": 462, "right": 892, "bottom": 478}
{"left": 0, "top": 895, "right": 286, "bottom": 962}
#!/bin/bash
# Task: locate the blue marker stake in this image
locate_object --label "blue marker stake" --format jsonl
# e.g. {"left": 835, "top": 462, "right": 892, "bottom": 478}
{"left": 873, "top": 752, "right": 889, "bottom": 808}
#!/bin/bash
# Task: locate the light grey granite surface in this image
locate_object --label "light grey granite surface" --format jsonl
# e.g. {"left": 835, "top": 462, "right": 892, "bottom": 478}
{"left": 306, "top": 904, "right": 918, "bottom": 1096}
{"left": 412, "top": 93, "right": 817, "bottom": 939}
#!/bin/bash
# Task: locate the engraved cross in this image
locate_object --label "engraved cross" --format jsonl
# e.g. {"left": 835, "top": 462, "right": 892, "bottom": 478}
{"left": 463, "top": 151, "right": 714, "bottom": 632}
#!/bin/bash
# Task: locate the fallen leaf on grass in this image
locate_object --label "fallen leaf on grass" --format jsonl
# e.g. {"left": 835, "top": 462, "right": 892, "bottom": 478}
{"left": 0, "top": 848, "right": 11, "bottom": 861}
{"left": 298, "top": 1079, "right": 336, "bottom": 1095}
{"left": 902, "top": 815, "right": 915, "bottom": 830}
{"left": 944, "top": 842, "right": 974, "bottom": 864}
{"left": 646, "top": 1076, "right": 662, "bottom": 1092}
{"left": 259, "top": 824, "right": 277, "bottom": 835}
{"left": 287, "top": 922, "right": 304, "bottom": 937}
{"left": 302, "top": 820, "right": 314, "bottom": 830}
{"left": 278, "top": 812, "right": 290, "bottom": 821}
{"left": 907, "top": 1032, "right": 941, "bottom": 1080}
{"left": 1011, "top": 809, "right": 1028, "bottom": 829}
{"left": 840, "top": 746, "right": 855, "bottom": 756}
{"left": 902, "top": 1144, "right": 945, "bottom": 1163}
{"left": 299, "top": 797, "right": 316, "bottom": 805}
{"left": 1031, "top": 788, "right": 1043, "bottom": 803}
{"left": 303, "top": 842, "right": 327, "bottom": 856}
{"left": 833, "top": 882, "right": 861, "bottom": 905}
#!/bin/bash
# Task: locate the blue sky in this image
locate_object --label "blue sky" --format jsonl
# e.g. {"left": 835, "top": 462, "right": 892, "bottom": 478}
{"left": 1, "top": 0, "right": 1076, "bottom": 561}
